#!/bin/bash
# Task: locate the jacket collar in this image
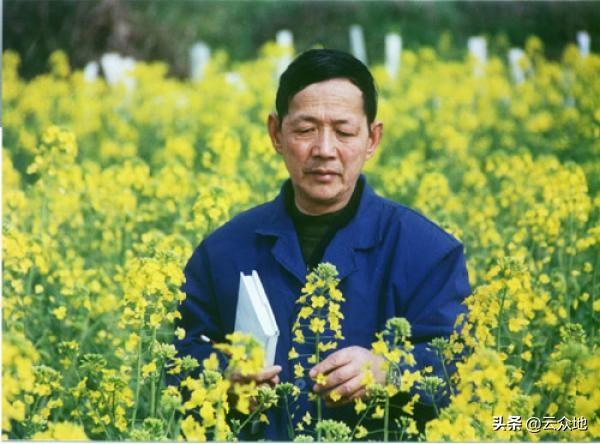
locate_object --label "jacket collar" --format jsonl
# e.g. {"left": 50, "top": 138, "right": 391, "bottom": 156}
{"left": 255, "top": 175, "right": 383, "bottom": 282}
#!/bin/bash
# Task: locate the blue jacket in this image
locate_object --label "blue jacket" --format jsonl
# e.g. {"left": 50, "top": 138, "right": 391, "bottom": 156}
{"left": 174, "top": 176, "right": 470, "bottom": 440}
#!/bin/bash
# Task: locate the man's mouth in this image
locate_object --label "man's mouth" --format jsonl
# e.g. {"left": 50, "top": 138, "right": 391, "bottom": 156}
{"left": 307, "top": 168, "right": 340, "bottom": 175}
{"left": 306, "top": 169, "right": 340, "bottom": 183}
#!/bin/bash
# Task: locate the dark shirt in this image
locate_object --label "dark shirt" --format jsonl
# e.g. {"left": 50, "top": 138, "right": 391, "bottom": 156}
{"left": 285, "top": 179, "right": 364, "bottom": 270}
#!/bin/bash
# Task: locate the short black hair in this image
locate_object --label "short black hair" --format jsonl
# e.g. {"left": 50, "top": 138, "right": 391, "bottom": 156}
{"left": 275, "top": 48, "right": 378, "bottom": 126}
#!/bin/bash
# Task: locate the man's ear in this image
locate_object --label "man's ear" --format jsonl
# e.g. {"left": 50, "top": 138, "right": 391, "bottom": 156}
{"left": 267, "top": 113, "right": 283, "bottom": 154}
{"left": 365, "top": 120, "right": 383, "bottom": 160}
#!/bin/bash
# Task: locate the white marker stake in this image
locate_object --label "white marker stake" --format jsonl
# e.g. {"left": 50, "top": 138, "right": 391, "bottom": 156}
{"left": 577, "top": 31, "right": 590, "bottom": 58}
{"left": 119, "top": 56, "right": 136, "bottom": 91}
{"left": 190, "top": 42, "right": 211, "bottom": 81}
{"left": 276, "top": 29, "right": 293, "bottom": 48}
{"left": 468, "top": 36, "right": 487, "bottom": 76}
{"left": 100, "top": 53, "right": 121, "bottom": 85}
{"left": 350, "top": 25, "right": 368, "bottom": 64}
{"left": 83, "top": 61, "right": 99, "bottom": 82}
{"left": 100, "top": 53, "right": 136, "bottom": 91}
{"left": 385, "top": 33, "right": 402, "bottom": 79}
{"left": 508, "top": 48, "right": 526, "bottom": 84}
{"left": 276, "top": 29, "right": 294, "bottom": 76}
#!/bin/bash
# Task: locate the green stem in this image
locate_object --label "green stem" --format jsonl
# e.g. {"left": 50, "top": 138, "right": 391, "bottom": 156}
{"left": 156, "top": 362, "right": 167, "bottom": 417}
{"left": 25, "top": 265, "right": 36, "bottom": 296}
{"left": 591, "top": 249, "right": 598, "bottom": 340}
{"left": 172, "top": 413, "right": 181, "bottom": 440}
{"left": 351, "top": 398, "right": 376, "bottom": 438}
{"left": 27, "top": 395, "right": 42, "bottom": 429}
{"left": 120, "top": 220, "right": 130, "bottom": 263}
{"left": 111, "top": 392, "right": 116, "bottom": 421}
{"left": 439, "top": 353, "right": 456, "bottom": 397}
{"left": 283, "top": 394, "right": 295, "bottom": 440}
{"left": 21, "top": 266, "right": 37, "bottom": 336}
{"left": 130, "top": 326, "right": 144, "bottom": 430}
{"left": 431, "top": 396, "right": 439, "bottom": 417}
{"left": 150, "top": 329, "right": 158, "bottom": 417}
{"left": 315, "top": 330, "right": 322, "bottom": 442}
{"left": 565, "top": 213, "right": 575, "bottom": 320}
{"left": 495, "top": 288, "right": 507, "bottom": 352}
{"left": 77, "top": 314, "right": 107, "bottom": 350}
{"left": 150, "top": 376, "right": 157, "bottom": 418}
{"left": 236, "top": 405, "right": 262, "bottom": 433}
{"left": 383, "top": 395, "right": 390, "bottom": 441}
{"left": 166, "top": 409, "right": 176, "bottom": 439}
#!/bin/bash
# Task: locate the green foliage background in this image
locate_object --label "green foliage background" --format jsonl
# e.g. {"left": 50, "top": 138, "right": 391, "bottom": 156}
{"left": 5, "top": 0, "right": 600, "bottom": 79}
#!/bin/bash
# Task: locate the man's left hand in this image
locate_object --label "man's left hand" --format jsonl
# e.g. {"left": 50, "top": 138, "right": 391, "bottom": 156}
{"left": 309, "top": 346, "right": 386, "bottom": 407}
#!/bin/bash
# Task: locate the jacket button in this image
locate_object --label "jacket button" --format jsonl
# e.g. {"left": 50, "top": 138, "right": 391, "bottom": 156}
{"left": 294, "top": 378, "right": 306, "bottom": 390}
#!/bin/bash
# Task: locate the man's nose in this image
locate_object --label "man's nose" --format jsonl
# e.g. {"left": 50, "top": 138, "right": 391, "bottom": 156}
{"left": 312, "top": 128, "right": 337, "bottom": 158}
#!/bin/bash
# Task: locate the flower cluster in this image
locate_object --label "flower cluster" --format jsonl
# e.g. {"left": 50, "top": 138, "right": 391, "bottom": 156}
{"left": 352, "top": 318, "right": 423, "bottom": 441}
{"left": 290, "top": 262, "right": 345, "bottom": 356}
{"left": 289, "top": 263, "right": 345, "bottom": 439}
{"left": 177, "top": 333, "right": 278, "bottom": 440}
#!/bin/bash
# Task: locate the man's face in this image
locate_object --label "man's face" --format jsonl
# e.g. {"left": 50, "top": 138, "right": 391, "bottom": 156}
{"left": 268, "top": 78, "right": 383, "bottom": 215}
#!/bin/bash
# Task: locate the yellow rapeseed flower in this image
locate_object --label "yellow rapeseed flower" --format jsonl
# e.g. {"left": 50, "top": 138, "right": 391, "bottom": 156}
{"left": 52, "top": 306, "right": 67, "bottom": 320}
{"left": 141, "top": 362, "right": 157, "bottom": 378}
{"left": 294, "top": 364, "right": 304, "bottom": 379}
{"left": 355, "top": 425, "right": 368, "bottom": 438}
{"left": 372, "top": 405, "right": 384, "bottom": 419}
{"left": 309, "top": 318, "right": 325, "bottom": 334}
{"left": 288, "top": 347, "right": 299, "bottom": 359}
{"left": 315, "top": 373, "right": 327, "bottom": 386}
{"left": 329, "top": 390, "right": 341, "bottom": 402}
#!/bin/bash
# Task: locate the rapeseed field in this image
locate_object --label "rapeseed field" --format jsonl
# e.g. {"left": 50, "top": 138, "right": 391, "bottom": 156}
{"left": 2, "top": 39, "right": 598, "bottom": 440}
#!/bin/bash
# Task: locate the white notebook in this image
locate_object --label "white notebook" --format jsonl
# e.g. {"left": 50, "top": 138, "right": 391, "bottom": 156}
{"left": 234, "top": 271, "right": 279, "bottom": 367}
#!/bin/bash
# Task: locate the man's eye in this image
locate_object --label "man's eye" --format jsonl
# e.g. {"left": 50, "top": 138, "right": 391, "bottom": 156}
{"left": 296, "top": 128, "right": 314, "bottom": 134}
{"left": 337, "top": 130, "right": 354, "bottom": 137}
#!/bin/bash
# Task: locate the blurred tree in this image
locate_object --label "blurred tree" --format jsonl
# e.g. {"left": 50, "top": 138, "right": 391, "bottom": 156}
{"left": 4, "top": 0, "right": 600, "bottom": 79}
{"left": 4, "top": 0, "right": 175, "bottom": 77}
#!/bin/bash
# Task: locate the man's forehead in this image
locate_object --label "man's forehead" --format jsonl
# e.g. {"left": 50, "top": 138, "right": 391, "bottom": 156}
{"left": 285, "top": 78, "right": 365, "bottom": 118}
{"left": 290, "top": 77, "right": 363, "bottom": 100}
{"left": 287, "top": 114, "right": 360, "bottom": 126}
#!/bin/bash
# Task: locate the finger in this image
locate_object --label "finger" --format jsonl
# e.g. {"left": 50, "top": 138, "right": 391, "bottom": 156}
{"left": 313, "top": 363, "right": 357, "bottom": 392}
{"left": 350, "top": 387, "right": 366, "bottom": 400}
{"left": 325, "top": 388, "right": 366, "bottom": 407}
{"left": 253, "top": 365, "right": 282, "bottom": 383}
{"left": 230, "top": 365, "right": 282, "bottom": 384}
{"left": 325, "top": 396, "right": 354, "bottom": 407}
{"left": 324, "top": 378, "right": 365, "bottom": 407}
{"left": 266, "top": 374, "right": 280, "bottom": 387}
{"left": 249, "top": 397, "right": 258, "bottom": 413}
{"left": 229, "top": 371, "right": 246, "bottom": 383}
{"left": 309, "top": 349, "right": 353, "bottom": 378}
{"left": 324, "top": 374, "right": 363, "bottom": 400}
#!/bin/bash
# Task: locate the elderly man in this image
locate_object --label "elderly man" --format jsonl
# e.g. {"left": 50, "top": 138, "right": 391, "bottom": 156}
{"left": 174, "top": 48, "right": 470, "bottom": 439}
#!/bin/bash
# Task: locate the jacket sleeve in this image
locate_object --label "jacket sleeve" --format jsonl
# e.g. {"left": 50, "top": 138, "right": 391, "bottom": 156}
{"left": 399, "top": 242, "right": 471, "bottom": 407}
{"left": 169, "top": 242, "right": 228, "bottom": 384}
